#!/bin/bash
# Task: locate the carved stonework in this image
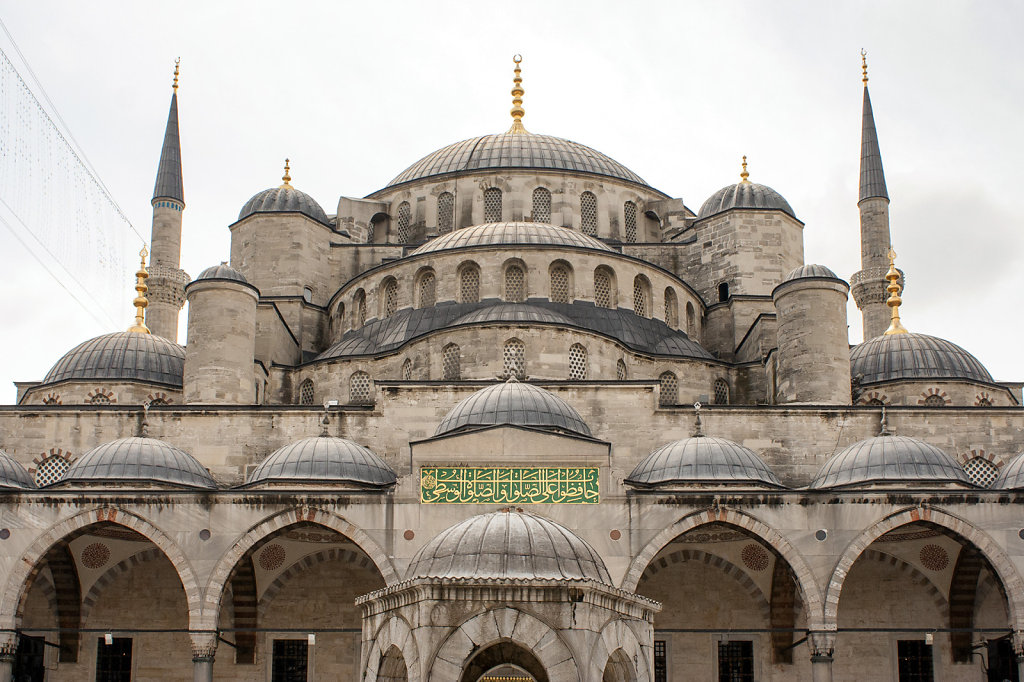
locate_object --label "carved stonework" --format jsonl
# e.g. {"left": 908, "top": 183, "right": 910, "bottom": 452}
{"left": 147, "top": 265, "right": 190, "bottom": 308}
{"left": 190, "top": 630, "right": 218, "bottom": 661}
{"left": 0, "top": 630, "right": 17, "bottom": 660}
{"left": 809, "top": 630, "right": 835, "bottom": 659}
{"left": 851, "top": 267, "right": 905, "bottom": 308}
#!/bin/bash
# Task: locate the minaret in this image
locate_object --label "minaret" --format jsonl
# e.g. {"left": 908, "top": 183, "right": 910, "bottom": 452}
{"left": 850, "top": 50, "right": 893, "bottom": 341}
{"left": 146, "top": 59, "right": 190, "bottom": 342}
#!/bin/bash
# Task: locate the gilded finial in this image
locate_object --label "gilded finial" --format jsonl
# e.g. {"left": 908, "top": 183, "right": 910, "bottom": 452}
{"left": 280, "top": 158, "right": 292, "bottom": 189}
{"left": 883, "top": 248, "right": 908, "bottom": 335}
{"left": 127, "top": 246, "right": 151, "bottom": 334}
{"left": 173, "top": 58, "right": 180, "bottom": 93}
{"left": 861, "top": 49, "right": 868, "bottom": 86}
{"left": 508, "top": 54, "right": 528, "bottom": 134}
{"left": 740, "top": 155, "right": 750, "bottom": 184}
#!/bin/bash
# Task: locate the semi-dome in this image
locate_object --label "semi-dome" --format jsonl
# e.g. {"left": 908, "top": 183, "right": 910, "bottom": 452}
{"left": 782, "top": 264, "right": 840, "bottom": 283}
{"left": 42, "top": 332, "right": 185, "bottom": 387}
{"left": 0, "top": 450, "right": 35, "bottom": 489}
{"left": 406, "top": 510, "right": 611, "bottom": 583}
{"left": 809, "top": 435, "right": 972, "bottom": 489}
{"left": 992, "top": 452, "right": 1024, "bottom": 490}
{"left": 246, "top": 436, "right": 396, "bottom": 487}
{"left": 698, "top": 181, "right": 796, "bottom": 220}
{"left": 435, "top": 382, "right": 591, "bottom": 437}
{"left": 195, "top": 263, "right": 248, "bottom": 284}
{"left": 384, "top": 132, "right": 650, "bottom": 190}
{"left": 452, "top": 303, "right": 574, "bottom": 327}
{"left": 238, "top": 185, "right": 329, "bottom": 225}
{"left": 411, "top": 221, "right": 613, "bottom": 255}
{"left": 626, "top": 436, "right": 783, "bottom": 488}
{"left": 850, "top": 333, "right": 993, "bottom": 385}
{"left": 59, "top": 437, "right": 216, "bottom": 489}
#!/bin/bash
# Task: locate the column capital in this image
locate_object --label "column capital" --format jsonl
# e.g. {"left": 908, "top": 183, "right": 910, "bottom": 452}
{"left": 1013, "top": 630, "right": 1024, "bottom": 658}
{"left": 808, "top": 630, "right": 836, "bottom": 659}
{"left": 0, "top": 629, "right": 17, "bottom": 661}
{"left": 190, "top": 630, "right": 218, "bottom": 662}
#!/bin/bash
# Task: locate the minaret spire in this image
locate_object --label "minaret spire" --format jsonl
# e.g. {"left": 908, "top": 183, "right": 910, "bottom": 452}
{"left": 153, "top": 59, "right": 184, "bottom": 205}
{"left": 859, "top": 51, "right": 888, "bottom": 203}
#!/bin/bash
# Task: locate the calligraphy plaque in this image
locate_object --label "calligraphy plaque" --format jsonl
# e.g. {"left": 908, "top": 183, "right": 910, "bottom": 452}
{"left": 420, "top": 467, "right": 599, "bottom": 504}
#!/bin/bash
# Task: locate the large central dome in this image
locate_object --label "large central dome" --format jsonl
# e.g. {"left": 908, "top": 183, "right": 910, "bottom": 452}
{"left": 383, "top": 132, "right": 650, "bottom": 189}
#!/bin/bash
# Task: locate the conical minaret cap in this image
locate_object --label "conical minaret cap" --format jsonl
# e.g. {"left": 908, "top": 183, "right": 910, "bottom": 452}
{"left": 153, "top": 59, "right": 184, "bottom": 205}
{"left": 859, "top": 51, "right": 888, "bottom": 203}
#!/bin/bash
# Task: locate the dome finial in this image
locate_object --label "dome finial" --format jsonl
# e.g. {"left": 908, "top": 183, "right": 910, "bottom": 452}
{"left": 280, "top": 158, "right": 292, "bottom": 189}
{"left": 879, "top": 405, "right": 891, "bottom": 436}
{"left": 127, "top": 246, "right": 151, "bottom": 334}
{"left": 861, "top": 49, "right": 868, "bottom": 86}
{"left": 172, "top": 57, "right": 180, "bottom": 92}
{"left": 508, "top": 54, "right": 528, "bottom": 134}
{"left": 883, "top": 248, "right": 908, "bottom": 335}
{"left": 740, "top": 155, "right": 750, "bottom": 184}
{"left": 692, "top": 402, "right": 705, "bottom": 437}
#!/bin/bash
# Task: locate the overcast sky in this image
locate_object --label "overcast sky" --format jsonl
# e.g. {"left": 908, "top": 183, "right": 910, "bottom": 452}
{"left": 1, "top": 1, "right": 1022, "bottom": 403}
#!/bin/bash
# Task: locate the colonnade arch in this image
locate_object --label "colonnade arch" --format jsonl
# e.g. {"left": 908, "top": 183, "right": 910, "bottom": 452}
{"left": 364, "top": 616, "right": 421, "bottom": 682}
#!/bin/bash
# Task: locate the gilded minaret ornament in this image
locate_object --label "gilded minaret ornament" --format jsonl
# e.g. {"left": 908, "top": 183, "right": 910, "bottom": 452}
{"left": 740, "top": 155, "right": 750, "bottom": 184}
{"left": 127, "top": 246, "right": 152, "bottom": 334}
{"left": 883, "top": 248, "right": 908, "bottom": 335}
{"left": 508, "top": 55, "right": 528, "bottom": 134}
{"left": 280, "top": 158, "right": 293, "bottom": 189}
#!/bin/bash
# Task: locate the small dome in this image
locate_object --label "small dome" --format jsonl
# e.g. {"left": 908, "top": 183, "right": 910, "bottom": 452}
{"left": 0, "top": 450, "right": 34, "bottom": 489}
{"left": 452, "top": 303, "right": 575, "bottom": 327}
{"left": 809, "top": 435, "right": 972, "bottom": 489}
{"left": 406, "top": 510, "right": 611, "bottom": 583}
{"left": 246, "top": 436, "right": 396, "bottom": 487}
{"left": 992, "top": 453, "right": 1024, "bottom": 490}
{"left": 238, "top": 186, "right": 330, "bottom": 225}
{"left": 698, "top": 182, "right": 796, "bottom": 220}
{"left": 782, "top": 264, "right": 840, "bottom": 283}
{"left": 850, "top": 333, "right": 993, "bottom": 385}
{"left": 626, "top": 436, "right": 783, "bottom": 488}
{"left": 435, "top": 382, "right": 591, "bottom": 437}
{"left": 195, "top": 263, "right": 248, "bottom": 284}
{"left": 60, "top": 437, "right": 216, "bottom": 489}
{"left": 411, "top": 222, "right": 612, "bottom": 255}
{"left": 43, "top": 332, "right": 185, "bottom": 387}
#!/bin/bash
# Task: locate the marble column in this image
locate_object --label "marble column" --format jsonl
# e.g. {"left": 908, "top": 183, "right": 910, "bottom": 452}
{"left": 809, "top": 630, "right": 836, "bottom": 682}
{"left": 191, "top": 630, "right": 218, "bottom": 682}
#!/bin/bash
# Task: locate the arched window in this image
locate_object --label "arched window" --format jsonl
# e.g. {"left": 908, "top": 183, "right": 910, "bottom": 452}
{"left": 532, "top": 187, "right": 551, "bottom": 223}
{"left": 616, "top": 359, "right": 627, "bottom": 380}
{"left": 664, "top": 287, "right": 678, "bottom": 327}
{"left": 685, "top": 302, "right": 696, "bottom": 335}
{"left": 963, "top": 456, "right": 999, "bottom": 487}
{"left": 624, "top": 201, "right": 638, "bottom": 242}
{"left": 417, "top": 270, "right": 436, "bottom": 308}
{"left": 34, "top": 455, "right": 70, "bottom": 487}
{"left": 459, "top": 264, "right": 480, "bottom": 303}
{"left": 484, "top": 188, "right": 503, "bottom": 222}
{"left": 659, "top": 372, "right": 678, "bottom": 407}
{"left": 368, "top": 212, "right": 386, "bottom": 244}
{"left": 504, "top": 338, "right": 525, "bottom": 379}
{"left": 580, "top": 191, "right": 598, "bottom": 236}
{"left": 382, "top": 279, "right": 398, "bottom": 317}
{"left": 550, "top": 264, "right": 570, "bottom": 303}
{"left": 89, "top": 392, "right": 112, "bottom": 405}
{"left": 396, "top": 201, "right": 412, "bottom": 243}
{"left": 402, "top": 358, "right": 413, "bottom": 380}
{"left": 349, "top": 371, "right": 371, "bottom": 404}
{"left": 437, "top": 192, "right": 454, "bottom": 234}
{"left": 355, "top": 289, "right": 367, "bottom": 327}
{"left": 442, "top": 344, "right": 461, "bottom": 380}
{"left": 568, "top": 344, "right": 588, "bottom": 380}
{"left": 330, "top": 302, "right": 345, "bottom": 339}
{"left": 505, "top": 264, "right": 526, "bottom": 302}
{"left": 713, "top": 378, "right": 730, "bottom": 405}
{"left": 297, "top": 378, "right": 315, "bottom": 405}
{"left": 924, "top": 394, "right": 946, "bottom": 407}
{"left": 633, "top": 275, "right": 651, "bottom": 318}
{"left": 718, "top": 282, "right": 730, "bottom": 302}
{"left": 594, "top": 267, "right": 615, "bottom": 309}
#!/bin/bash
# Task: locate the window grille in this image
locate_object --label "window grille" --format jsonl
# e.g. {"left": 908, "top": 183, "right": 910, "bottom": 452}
{"left": 713, "top": 379, "right": 730, "bottom": 405}
{"left": 550, "top": 265, "right": 569, "bottom": 303}
{"left": 297, "top": 379, "right": 314, "bottom": 405}
{"left": 148, "top": 398, "right": 169, "bottom": 406}
{"left": 355, "top": 290, "right": 367, "bottom": 327}
{"left": 659, "top": 372, "right": 678, "bottom": 406}
{"left": 42, "top": 395, "right": 60, "bottom": 405}
{"left": 350, "top": 371, "right": 371, "bottom": 404}
{"left": 34, "top": 456, "right": 70, "bottom": 487}
{"left": 396, "top": 202, "right": 411, "bottom": 243}
{"left": 977, "top": 397, "right": 992, "bottom": 407}
{"left": 616, "top": 359, "right": 627, "bottom": 380}
{"left": 686, "top": 303, "right": 696, "bottom": 335}
{"left": 96, "top": 637, "right": 132, "bottom": 682}
{"left": 383, "top": 280, "right": 398, "bottom": 317}
{"left": 484, "top": 188, "right": 503, "bottom": 222}
{"left": 272, "top": 640, "right": 308, "bottom": 682}
{"left": 624, "top": 201, "right": 638, "bottom": 242}
{"left": 437, "top": 192, "right": 454, "bottom": 234}
{"left": 924, "top": 394, "right": 946, "bottom": 407}
{"left": 532, "top": 187, "right": 551, "bottom": 223}
{"left": 580, "top": 191, "right": 598, "bottom": 236}
{"left": 505, "top": 265, "right": 526, "bottom": 302}
{"left": 595, "top": 270, "right": 613, "bottom": 309}
{"left": 963, "top": 456, "right": 998, "bottom": 487}
{"left": 866, "top": 398, "right": 885, "bottom": 406}
{"left": 90, "top": 393, "right": 110, "bottom": 405}
{"left": 402, "top": 359, "right": 412, "bottom": 380}
{"left": 633, "top": 277, "right": 650, "bottom": 317}
{"left": 460, "top": 266, "right": 480, "bottom": 303}
{"left": 896, "top": 640, "right": 934, "bottom": 682}
{"left": 664, "top": 288, "right": 678, "bottom": 327}
{"left": 504, "top": 339, "right": 525, "bottom": 379}
{"left": 654, "top": 640, "right": 667, "bottom": 682}
{"left": 366, "top": 220, "right": 374, "bottom": 243}
{"left": 568, "top": 344, "right": 587, "bottom": 380}
{"left": 442, "top": 344, "right": 461, "bottom": 380}
{"left": 717, "top": 640, "right": 754, "bottom": 682}
{"left": 418, "top": 271, "right": 436, "bottom": 308}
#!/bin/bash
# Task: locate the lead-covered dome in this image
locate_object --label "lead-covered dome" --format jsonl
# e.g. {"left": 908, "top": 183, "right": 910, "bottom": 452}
{"left": 411, "top": 222, "right": 612, "bottom": 255}
{"left": 238, "top": 186, "right": 329, "bottom": 225}
{"left": 59, "top": 437, "right": 216, "bottom": 489}
{"left": 809, "top": 435, "right": 972, "bottom": 489}
{"left": 782, "top": 264, "right": 840, "bottom": 283}
{"left": 698, "top": 181, "right": 796, "bottom": 220}
{"left": 435, "top": 382, "right": 591, "bottom": 437}
{"left": 850, "top": 333, "right": 993, "bottom": 384}
{"left": 626, "top": 436, "right": 783, "bottom": 489}
{"left": 452, "top": 303, "right": 575, "bottom": 326}
{"left": 42, "top": 332, "right": 185, "bottom": 387}
{"left": 0, "top": 450, "right": 34, "bottom": 489}
{"left": 246, "top": 436, "right": 396, "bottom": 488}
{"left": 195, "top": 263, "right": 248, "bottom": 284}
{"left": 992, "top": 452, "right": 1024, "bottom": 490}
{"left": 385, "top": 132, "right": 649, "bottom": 190}
{"left": 406, "top": 510, "right": 611, "bottom": 583}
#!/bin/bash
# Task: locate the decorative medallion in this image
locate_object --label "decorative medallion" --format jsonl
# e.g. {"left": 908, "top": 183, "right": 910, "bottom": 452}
{"left": 741, "top": 544, "right": 769, "bottom": 572}
{"left": 919, "top": 544, "right": 949, "bottom": 571}
{"left": 258, "top": 543, "right": 287, "bottom": 571}
{"left": 81, "top": 542, "right": 111, "bottom": 569}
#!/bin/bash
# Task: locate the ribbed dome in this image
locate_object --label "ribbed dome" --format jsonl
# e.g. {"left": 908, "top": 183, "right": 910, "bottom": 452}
{"left": 60, "top": 437, "right": 216, "bottom": 489}
{"left": 809, "top": 435, "right": 972, "bottom": 489}
{"left": 435, "top": 382, "right": 591, "bottom": 437}
{"left": 0, "top": 450, "right": 34, "bottom": 489}
{"left": 626, "top": 436, "right": 783, "bottom": 488}
{"left": 992, "top": 453, "right": 1024, "bottom": 490}
{"left": 698, "top": 182, "right": 796, "bottom": 220}
{"left": 238, "top": 186, "right": 330, "bottom": 225}
{"left": 384, "top": 132, "right": 649, "bottom": 189}
{"left": 195, "top": 263, "right": 248, "bottom": 284}
{"left": 850, "top": 333, "right": 993, "bottom": 384}
{"left": 247, "top": 436, "right": 396, "bottom": 487}
{"left": 782, "top": 264, "right": 840, "bottom": 283}
{"left": 411, "top": 222, "right": 612, "bottom": 255}
{"left": 406, "top": 510, "right": 611, "bottom": 583}
{"left": 452, "top": 303, "right": 574, "bottom": 326}
{"left": 43, "top": 332, "right": 185, "bottom": 387}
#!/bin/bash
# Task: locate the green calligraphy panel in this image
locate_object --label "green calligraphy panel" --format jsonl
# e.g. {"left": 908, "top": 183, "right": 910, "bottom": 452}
{"left": 420, "top": 467, "right": 599, "bottom": 504}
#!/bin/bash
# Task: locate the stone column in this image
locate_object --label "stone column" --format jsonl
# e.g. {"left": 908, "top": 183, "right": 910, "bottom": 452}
{"left": 809, "top": 630, "right": 835, "bottom": 682}
{"left": 191, "top": 631, "right": 218, "bottom": 682}
{"left": 1013, "top": 630, "right": 1024, "bottom": 681}
{"left": 0, "top": 630, "right": 17, "bottom": 681}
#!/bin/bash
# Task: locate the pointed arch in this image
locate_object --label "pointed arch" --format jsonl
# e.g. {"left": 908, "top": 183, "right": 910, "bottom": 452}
{"left": 593, "top": 619, "right": 649, "bottom": 682}
{"left": 364, "top": 616, "right": 421, "bottom": 682}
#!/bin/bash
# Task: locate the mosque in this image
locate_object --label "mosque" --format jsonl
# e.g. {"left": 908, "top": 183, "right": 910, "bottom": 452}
{"left": 0, "top": 53, "right": 1022, "bottom": 682}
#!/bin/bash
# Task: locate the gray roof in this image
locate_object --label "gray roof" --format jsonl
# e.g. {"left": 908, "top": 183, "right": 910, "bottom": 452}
{"left": 698, "top": 182, "right": 795, "bottom": 220}
{"left": 406, "top": 510, "right": 612, "bottom": 583}
{"left": 0, "top": 450, "right": 34, "bottom": 489}
{"left": 859, "top": 86, "right": 889, "bottom": 202}
{"left": 384, "top": 132, "right": 648, "bottom": 189}
{"left": 196, "top": 263, "right": 248, "bottom": 284}
{"left": 411, "top": 222, "right": 613, "bottom": 255}
{"left": 43, "top": 332, "right": 185, "bottom": 387}
{"left": 993, "top": 453, "right": 1024, "bottom": 490}
{"left": 452, "top": 303, "right": 574, "bottom": 326}
{"left": 59, "top": 437, "right": 216, "bottom": 489}
{"left": 782, "top": 264, "right": 840, "bottom": 283}
{"left": 238, "top": 186, "right": 330, "bottom": 225}
{"left": 809, "top": 435, "right": 972, "bottom": 489}
{"left": 246, "top": 436, "right": 396, "bottom": 487}
{"left": 152, "top": 92, "right": 184, "bottom": 204}
{"left": 850, "top": 333, "right": 993, "bottom": 385}
{"left": 626, "top": 436, "right": 783, "bottom": 488}
{"left": 435, "top": 382, "right": 591, "bottom": 437}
